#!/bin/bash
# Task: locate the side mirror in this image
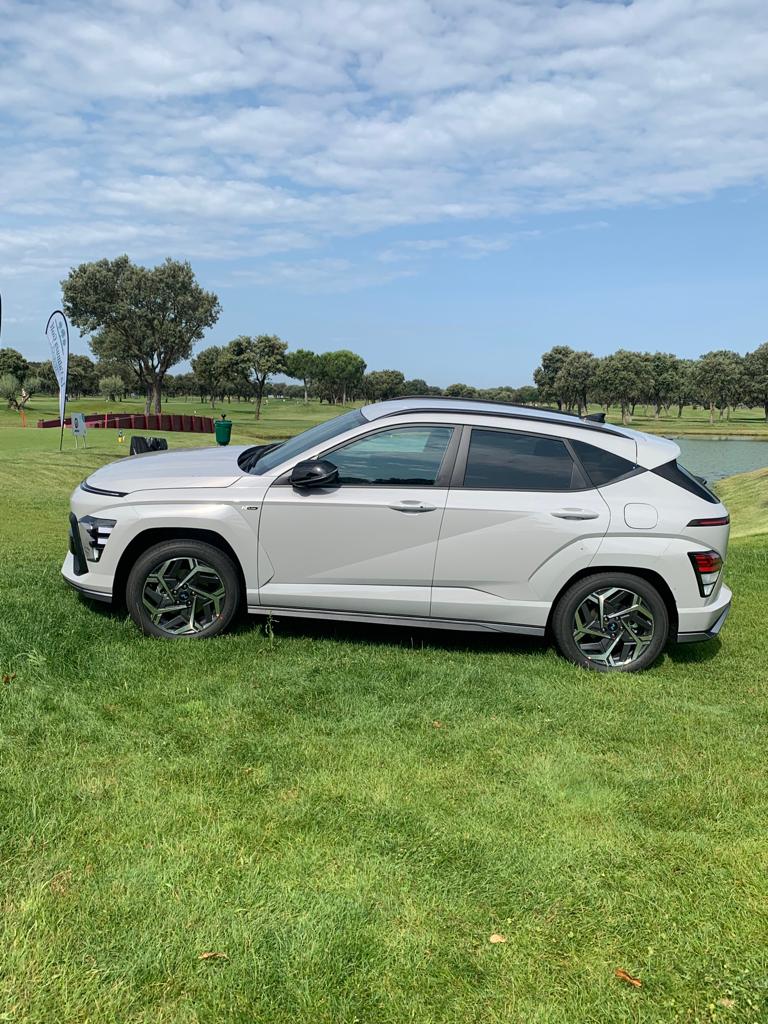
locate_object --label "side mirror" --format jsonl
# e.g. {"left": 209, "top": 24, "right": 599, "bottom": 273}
{"left": 290, "top": 459, "right": 339, "bottom": 489}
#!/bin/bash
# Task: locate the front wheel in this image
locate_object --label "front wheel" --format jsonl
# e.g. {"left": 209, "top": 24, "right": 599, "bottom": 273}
{"left": 552, "top": 573, "right": 669, "bottom": 672}
{"left": 126, "top": 540, "right": 241, "bottom": 638}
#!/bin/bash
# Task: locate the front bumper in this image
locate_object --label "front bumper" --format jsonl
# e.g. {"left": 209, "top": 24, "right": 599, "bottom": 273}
{"left": 675, "top": 585, "right": 732, "bottom": 643}
{"left": 62, "top": 551, "right": 113, "bottom": 604}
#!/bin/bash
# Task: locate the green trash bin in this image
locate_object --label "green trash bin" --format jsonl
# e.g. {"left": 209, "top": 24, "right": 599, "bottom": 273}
{"left": 214, "top": 415, "right": 233, "bottom": 446}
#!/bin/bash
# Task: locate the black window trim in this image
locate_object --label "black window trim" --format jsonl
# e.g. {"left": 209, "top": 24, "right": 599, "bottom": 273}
{"left": 451, "top": 424, "right": 594, "bottom": 493}
{"left": 569, "top": 439, "right": 645, "bottom": 490}
{"left": 274, "top": 422, "right": 461, "bottom": 489}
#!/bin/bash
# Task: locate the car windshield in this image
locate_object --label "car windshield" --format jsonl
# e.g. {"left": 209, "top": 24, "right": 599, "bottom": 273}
{"left": 238, "top": 408, "right": 366, "bottom": 475}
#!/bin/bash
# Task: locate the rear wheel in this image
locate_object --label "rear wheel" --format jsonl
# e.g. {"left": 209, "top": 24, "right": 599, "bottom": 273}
{"left": 126, "top": 540, "right": 240, "bottom": 638}
{"left": 552, "top": 572, "right": 669, "bottom": 672}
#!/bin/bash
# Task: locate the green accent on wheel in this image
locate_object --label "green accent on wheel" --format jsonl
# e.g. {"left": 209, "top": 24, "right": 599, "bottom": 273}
{"left": 572, "top": 586, "right": 655, "bottom": 667}
{"left": 141, "top": 557, "right": 226, "bottom": 635}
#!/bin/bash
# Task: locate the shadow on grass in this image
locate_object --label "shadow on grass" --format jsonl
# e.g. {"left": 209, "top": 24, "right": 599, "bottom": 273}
{"left": 75, "top": 588, "right": 723, "bottom": 664}
{"left": 665, "top": 637, "right": 722, "bottom": 664}
{"left": 75, "top": 589, "right": 550, "bottom": 657}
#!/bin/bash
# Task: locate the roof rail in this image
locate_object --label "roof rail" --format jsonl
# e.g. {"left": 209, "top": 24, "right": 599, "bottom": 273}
{"left": 366, "top": 398, "right": 625, "bottom": 437}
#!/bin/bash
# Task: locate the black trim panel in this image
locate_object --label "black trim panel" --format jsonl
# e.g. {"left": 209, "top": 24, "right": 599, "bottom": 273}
{"left": 68, "top": 512, "right": 88, "bottom": 576}
{"left": 81, "top": 480, "right": 128, "bottom": 498}
{"left": 63, "top": 575, "right": 113, "bottom": 604}
{"left": 247, "top": 605, "right": 546, "bottom": 637}
{"left": 675, "top": 603, "right": 731, "bottom": 643}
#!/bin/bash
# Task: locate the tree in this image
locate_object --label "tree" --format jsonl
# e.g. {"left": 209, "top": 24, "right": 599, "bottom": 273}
{"left": 315, "top": 350, "right": 366, "bottom": 404}
{"left": 514, "top": 385, "right": 539, "bottom": 404}
{"left": 743, "top": 342, "right": 768, "bottom": 421}
{"left": 99, "top": 374, "right": 125, "bottom": 402}
{"left": 533, "top": 346, "right": 575, "bottom": 409}
{"left": 593, "top": 350, "right": 653, "bottom": 424}
{"left": 672, "top": 358, "right": 694, "bottom": 417}
{"left": 363, "top": 369, "right": 406, "bottom": 401}
{"left": 646, "top": 352, "right": 682, "bottom": 419}
{"left": 26, "top": 360, "right": 58, "bottom": 393}
{"left": 285, "top": 349, "right": 318, "bottom": 403}
{"left": 0, "top": 348, "right": 29, "bottom": 382}
{"left": 553, "top": 351, "right": 597, "bottom": 416}
{"left": 61, "top": 255, "right": 221, "bottom": 414}
{"left": 691, "top": 350, "right": 744, "bottom": 424}
{"left": 192, "top": 345, "right": 227, "bottom": 408}
{"left": 237, "top": 334, "right": 288, "bottom": 418}
{"left": 445, "top": 383, "right": 478, "bottom": 398}
{"left": 400, "top": 378, "right": 430, "bottom": 396}
{"left": 67, "top": 354, "right": 99, "bottom": 398}
{"left": 0, "top": 373, "right": 22, "bottom": 409}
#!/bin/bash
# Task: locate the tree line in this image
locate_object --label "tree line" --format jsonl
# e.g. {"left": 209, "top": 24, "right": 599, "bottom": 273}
{"left": 532, "top": 345, "right": 768, "bottom": 424}
{"left": 0, "top": 254, "right": 767, "bottom": 422}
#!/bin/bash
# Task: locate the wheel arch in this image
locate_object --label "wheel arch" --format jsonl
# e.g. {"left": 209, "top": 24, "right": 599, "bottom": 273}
{"left": 546, "top": 565, "right": 678, "bottom": 639}
{"left": 112, "top": 527, "right": 247, "bottom": 608}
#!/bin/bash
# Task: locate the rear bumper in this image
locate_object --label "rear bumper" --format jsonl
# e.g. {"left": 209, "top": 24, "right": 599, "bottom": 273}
{"left": 675, "top": 585, "right": 732, "bottom": 643}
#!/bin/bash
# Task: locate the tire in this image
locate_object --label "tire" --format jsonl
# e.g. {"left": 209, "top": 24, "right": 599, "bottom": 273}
{"left": 126, "top": 540, "right": 241, "bottom": 638}
{"left": 552, "top": 572, "right": 669, "bottom": 672}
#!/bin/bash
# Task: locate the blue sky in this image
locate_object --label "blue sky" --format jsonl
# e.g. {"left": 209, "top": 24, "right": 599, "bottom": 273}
{"left": 1, "top": 0, "right": 767, "bottom": 386}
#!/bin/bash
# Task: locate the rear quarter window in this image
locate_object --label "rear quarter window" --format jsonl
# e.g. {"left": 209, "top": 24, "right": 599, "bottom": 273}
{"left": 652, "top": 460, "right": 719, "bottom": 504}
{"left": 571, "top": 440, "right": 637, "bottom": 486}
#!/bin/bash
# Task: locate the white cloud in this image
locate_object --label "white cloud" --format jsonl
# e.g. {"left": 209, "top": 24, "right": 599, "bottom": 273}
{"left": 1, "top": 0, "right": 767, "bottom": 311}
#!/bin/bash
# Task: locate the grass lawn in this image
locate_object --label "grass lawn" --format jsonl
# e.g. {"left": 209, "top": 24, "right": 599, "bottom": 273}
{"left": 1, "top": 399, "right": 767, "bottom": 1023}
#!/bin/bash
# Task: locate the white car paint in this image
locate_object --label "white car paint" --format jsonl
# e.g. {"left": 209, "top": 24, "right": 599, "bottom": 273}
{"left": 63, "top": 398, "right": 732, "bottom": 649}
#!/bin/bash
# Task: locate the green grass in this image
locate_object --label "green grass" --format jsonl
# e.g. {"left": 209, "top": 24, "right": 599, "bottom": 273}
{"left": 1, "top": 401, "right": 768, "bottom": 1023}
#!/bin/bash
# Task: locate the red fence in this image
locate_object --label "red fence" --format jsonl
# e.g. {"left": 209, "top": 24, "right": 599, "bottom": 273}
{"left": 36, "top": 412, "right": 215, "bottom": 433}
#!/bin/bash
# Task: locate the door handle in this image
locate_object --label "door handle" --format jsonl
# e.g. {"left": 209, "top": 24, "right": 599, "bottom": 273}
{"left": 550, "top": 508, "right": 601, "bottom": 521}
{"left": 389, "top": 500, "right": 437, "bottom": 513}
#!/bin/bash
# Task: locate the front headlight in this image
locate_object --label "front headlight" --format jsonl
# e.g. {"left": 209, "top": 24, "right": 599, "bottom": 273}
{"left": 79, "top": 516, "right": 116, "bottom": 562}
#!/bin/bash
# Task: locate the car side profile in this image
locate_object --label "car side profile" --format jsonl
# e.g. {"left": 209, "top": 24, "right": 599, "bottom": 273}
{"left": 63, "top": 397, "right": 732, "bottom": 671}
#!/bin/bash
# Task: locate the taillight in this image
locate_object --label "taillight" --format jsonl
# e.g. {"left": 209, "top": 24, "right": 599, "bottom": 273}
{"left": 687, "top": 515, "right": 730, "bottom": 527}
{"left": 688, "top": 550, "right": 723, "bottom": 597}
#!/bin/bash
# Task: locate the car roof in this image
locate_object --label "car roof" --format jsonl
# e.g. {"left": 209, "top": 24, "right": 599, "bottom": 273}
{"left": 360, "top": 396, "right": 629, "bottom": 438}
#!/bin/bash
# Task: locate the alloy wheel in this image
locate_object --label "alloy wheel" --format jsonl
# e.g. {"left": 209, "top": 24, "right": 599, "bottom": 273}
{"left": 572, "top": 586, "right": 655, "bottom": 668}
{"left": 141, "top": 557, "right": 226, "bottom": 636}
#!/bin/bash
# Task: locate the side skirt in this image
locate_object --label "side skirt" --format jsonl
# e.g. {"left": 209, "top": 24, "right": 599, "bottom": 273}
{"left": 247, "top": 605, "right": 546, "bottom": 637}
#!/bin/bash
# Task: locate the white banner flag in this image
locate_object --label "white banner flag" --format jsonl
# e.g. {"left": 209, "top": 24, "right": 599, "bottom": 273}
{"left": 45, "top": 310, "right": 69, "bottom": 428}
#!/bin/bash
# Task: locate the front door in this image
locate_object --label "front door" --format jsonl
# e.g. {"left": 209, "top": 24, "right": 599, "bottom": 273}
{"left": 431, "top": 426, "right": 611, "bottom": 627}
{"left": 257, "top": 424, "right": 456, "bottom": 617}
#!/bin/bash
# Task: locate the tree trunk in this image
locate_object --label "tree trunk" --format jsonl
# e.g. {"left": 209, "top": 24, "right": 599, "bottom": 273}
{"left": 764, "top": 401, "right": 768, "bottom": 423}
{"left": 303, "top": 382, "right": 308, "bottom": 403}
{"left": 677, "top": 402, "right": 684, "bottom": 417}
{"left": 621, "top": 402, "right": 629, "bottom": 425}
{"left": 255, "top": 390, "right": 263, "bottom": 419}
{"left": 144, "top": 384, "right": 152, "bottom": 415}
{"left": 654, "top": 403, "right": 661, "bottom": 419}
{"left": 709, "top": 401, "right": 715, "bottom": 425}
{"left": 152, "top": 379, "right": 162, "bottom": 414}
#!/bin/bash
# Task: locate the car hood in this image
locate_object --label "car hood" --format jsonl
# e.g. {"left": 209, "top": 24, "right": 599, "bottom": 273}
{"left": 85, "top": 445, "right": 251, "bottom": 494}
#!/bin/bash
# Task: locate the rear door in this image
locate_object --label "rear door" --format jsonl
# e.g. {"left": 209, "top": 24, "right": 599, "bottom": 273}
{"left": 431, "top": 426, "right": 611, "bottom": 628}
{"left": 257, "top": 424, "right": 458, "bottom": 617}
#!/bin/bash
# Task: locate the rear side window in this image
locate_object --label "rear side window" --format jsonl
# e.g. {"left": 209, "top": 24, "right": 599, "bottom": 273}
{"left": 652, "top": 460, "right": 719, "bottom": 504}
{"left": 572, "top": 440, "right": 637, "bottom": 486}
{"left": 463, "top": 429, "right": 583, "bottom": 490}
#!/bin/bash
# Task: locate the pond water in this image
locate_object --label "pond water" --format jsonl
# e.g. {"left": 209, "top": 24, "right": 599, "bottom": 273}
{"left": 671, "top": 437, "right": 768, "bottom": 482}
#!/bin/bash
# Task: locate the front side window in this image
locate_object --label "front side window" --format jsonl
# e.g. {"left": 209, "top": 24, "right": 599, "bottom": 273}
{"left": 463, "top": 429, "right": 582, "bottom": 490}
{"left": 324, "top": 426, "right": 454, "bottom": 486}
{"left": 242, "top": 409, "right": 365, "bottom": 474}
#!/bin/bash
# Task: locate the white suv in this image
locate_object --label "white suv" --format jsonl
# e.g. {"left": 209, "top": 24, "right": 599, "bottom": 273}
{"left": 63, "top": 398, "right": 732, "bottom": 672}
